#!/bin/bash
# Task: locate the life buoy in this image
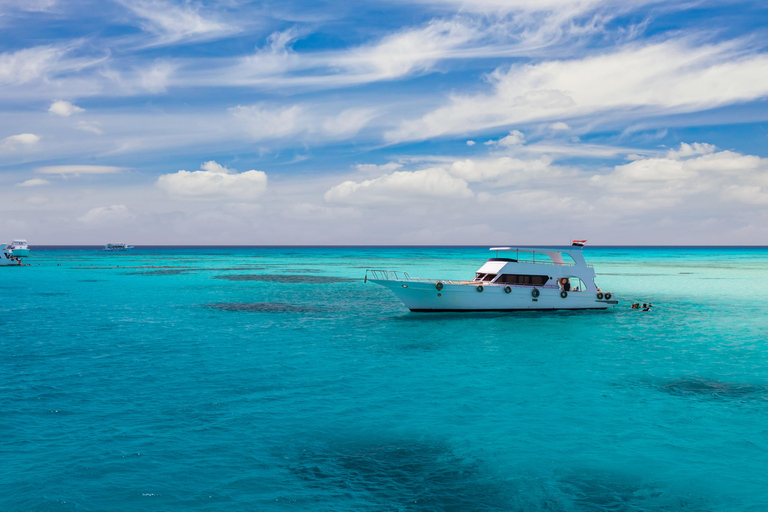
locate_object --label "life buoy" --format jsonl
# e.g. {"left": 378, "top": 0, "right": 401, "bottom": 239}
{"left": 531, "top": 288, "right": 540, "bottom": 298}
{"left": 476, "top": 285, "right": 484, "bottom": 292}
{"left": 435, "top": 282, "right": 444, "bottom": 291}
{"left": 597, "top": 292, "right": 603, "bottom": 299}
{"left": 605, "top": 293, "right": 612, "bottom": 300}
{"left": 560, "top": 290, "right": 568, "bottom": 298}
{"left": 504, "top": 286, "right": 511, "bottom": 294}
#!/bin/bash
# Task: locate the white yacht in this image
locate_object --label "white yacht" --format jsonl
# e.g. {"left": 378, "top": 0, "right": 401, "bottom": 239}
{"left": 5, "top": 239, "right": 30, "bottom": 257}
{"left": 1, "top": 244, "right": 22, "bottom": 266}
{"left": 365, "top": 243, "right": 617, "bottom": 312}
{"left": 104, "top": 243, "right": 133, "bottom": 251}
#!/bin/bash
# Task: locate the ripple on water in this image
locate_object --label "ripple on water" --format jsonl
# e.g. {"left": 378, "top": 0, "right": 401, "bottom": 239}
{"left": 205, "top": 302, "right": 330, "bottom": 313}
{"left": 124, "top": 269, "right": 194, "bottom": 276}
{"left": 213, "top": 274, "right": 356, "bottom": 284}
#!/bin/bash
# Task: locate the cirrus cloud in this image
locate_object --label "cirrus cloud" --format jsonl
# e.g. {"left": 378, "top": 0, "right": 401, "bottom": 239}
{"left": 387, "top": 38, "right": 768, "bottom": 142}
{"left": 17, "top": 178, "right": 50, "bottom": 187}
{"left": 36, "top": 165, "right": 125, "bottom": 175}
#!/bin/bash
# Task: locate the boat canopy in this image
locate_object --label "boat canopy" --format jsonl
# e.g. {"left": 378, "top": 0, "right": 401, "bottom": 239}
{"left": 487, "top": 246, "right": 585, "bottom": 267}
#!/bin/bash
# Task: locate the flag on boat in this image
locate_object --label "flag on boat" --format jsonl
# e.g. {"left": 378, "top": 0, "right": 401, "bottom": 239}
{"left": 571, "top": 240, "right": 587, "bottom": 247}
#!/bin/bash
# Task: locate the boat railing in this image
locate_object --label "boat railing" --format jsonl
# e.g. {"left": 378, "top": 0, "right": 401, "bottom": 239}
{"left": 365, "top": 269, "right": 462, "bottom": 284}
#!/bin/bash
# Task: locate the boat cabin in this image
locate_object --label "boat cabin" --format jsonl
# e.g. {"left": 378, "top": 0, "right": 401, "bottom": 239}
{"left": 470, "top": 246, "right": 599, "bottom": 292}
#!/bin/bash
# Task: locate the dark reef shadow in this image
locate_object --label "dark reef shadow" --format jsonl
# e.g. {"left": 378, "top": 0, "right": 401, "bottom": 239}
{"left": 658, "top": 377, "right": 768, "bottom": 401}
{"left": 285, "top": 438, "right": 512, "bottom": 510}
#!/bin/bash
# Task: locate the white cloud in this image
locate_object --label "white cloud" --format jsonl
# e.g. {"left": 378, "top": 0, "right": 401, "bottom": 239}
{"left": 591, "top": 144, "right": 768, "bottom": 208}
{"left": 230, "top": 104, "right": 304, "bottom": 140}
{"left": 549, "top": 122, "right": 570, "bottom": 130}
{"left": 355, "top": 162, "right": 403, "bottom": 174}
{"left": 337, "top": 18, "right": 480, "bottom": 81}
{"left": 76, "top": 120, "right": 103, "bottom": 135}
{"left": 0, "top": 0, "right": 57, "bottom": 12}
{"left": 49, "top": 100, "right": 84, "bottom": 117}
{"left": 139, "top": 61, "right": 175, "bottom": 93}
{"left": 0, "top": 46, "right": 64, "bottom": 86}
{"left": 324, "top": 167, "right": 473, "bottom": 205}
{"left": 36, "top": 165, "right": 124, "bottom": 175}
{"left": 17, "top": 178, "right": 50, "bottom": 187}
{"left": 666, "top": 142, "right": 716, "bottom": 159}
{"left": 406, "top": 0, "right": 661, "bottom": 16}
{"left": 466, "top": 140, "right": 475, "bottom": 146}
{"left": 156, "top": 160, "right": 268, "bottom": 201}
{"left": 118, "top": 0, "right": 236, "bottom": 45}
{"left": 1, "top": 133, "right": 40, "bottom": 150}
{"left": 78, "top": 204, "right": 135, "bottom": 224}
{"left": 388, "top": 39, "right": 768, "bottom": 142}
{"left": 322, "top": 109, "right": 377, "bottom": 137}
{"left": 448, "top": 155, "right": 561, "bottom": 185}
{"left": 485, "top": 129, "right": 525, "bottom": 147}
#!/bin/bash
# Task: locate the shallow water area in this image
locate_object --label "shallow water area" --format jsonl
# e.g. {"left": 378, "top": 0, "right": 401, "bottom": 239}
{"left": 2, "top": 246, "right": 768, "bottom": 511}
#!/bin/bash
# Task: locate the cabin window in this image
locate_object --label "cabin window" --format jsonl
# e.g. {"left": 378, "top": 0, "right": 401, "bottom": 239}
{"left": 474, "top": 273, "right": 497, "bottom": 282}
{"left": 495, "top": 274, "right": 550, "bottom": 285}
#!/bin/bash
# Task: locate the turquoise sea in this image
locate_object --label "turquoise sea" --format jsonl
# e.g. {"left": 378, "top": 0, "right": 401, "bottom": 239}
{"left": 2, "top": 246, "right": 768, "bottom": 511}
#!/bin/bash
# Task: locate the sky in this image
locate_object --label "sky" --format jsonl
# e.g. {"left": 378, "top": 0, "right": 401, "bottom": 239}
{"left": 2, "top": 0, "right": 768, "bottom": 245}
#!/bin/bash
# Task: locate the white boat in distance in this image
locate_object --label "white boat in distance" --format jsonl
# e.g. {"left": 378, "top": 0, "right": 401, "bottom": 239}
{"left": 365, "top": 243, "right": 618, "bottom": 312}
{"left": 5, "top": 239, "right": 30, "bottom": 257}
{"left": 104, "top": 243, "right": 133, "bottom": 251}
{"left": 1, "top": 243, "right": 22, "bottom": 266}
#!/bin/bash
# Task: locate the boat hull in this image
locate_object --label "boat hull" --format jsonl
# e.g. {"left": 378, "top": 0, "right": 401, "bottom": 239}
{"left": 9, "top": 248, "right": 30, "bottom": 257}
{"left": 371, "top": 280, "right": 616, "bottom": 311}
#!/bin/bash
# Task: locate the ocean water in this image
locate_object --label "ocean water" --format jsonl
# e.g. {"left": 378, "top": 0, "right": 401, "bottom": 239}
{"left": 2, "top": 246, "right": 767, "bottom": 511}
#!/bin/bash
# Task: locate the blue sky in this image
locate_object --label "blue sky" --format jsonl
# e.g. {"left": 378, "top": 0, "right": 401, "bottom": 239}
{"left": 2, "top": 0, "right": 768, "bottom": 244}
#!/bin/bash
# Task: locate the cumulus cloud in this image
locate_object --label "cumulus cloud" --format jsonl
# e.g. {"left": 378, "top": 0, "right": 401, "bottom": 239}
{"left": 36, "top": 165, "right": 124, "bottom": 175}
{"left": 449, "top": 155, "right": 562, "bottom": 185}
{"left": 17, "top": 178, "right": 50, "bottom": 187}
{"left": 591, "top": 143, "right": 768, "bottom": 209}
{"left": 156, "top": 160, "right": 268, "bottom": 200}
{"left": 666, "top": 142, "right": 716, "bottom": 159}
{"left": 1, "top": 133, "right": 40, "bottom": 150}
{"left": 78, "top": 204, "right": 135, "bottom": 224}
{"left": 324, "top": 167, "right": 473, "bottom": 205}
{"left": 388, "top": 39, "right": 768, "bottom": 142}
{"left": 549, "top": 122, "right": 570, "bottom": 130}
{"left": 466, "top": 140, "right": 476, "bottom": 146}
{"left": 485, "top": 129, "right": 525, "bottom": 147}
{"left": 49, "top": 100, "right": 84, "bottom": 116}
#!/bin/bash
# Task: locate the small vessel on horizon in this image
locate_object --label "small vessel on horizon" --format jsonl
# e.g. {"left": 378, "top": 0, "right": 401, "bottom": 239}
{"left": 366, "top": 242, "right": 617, "bottom": 312}
{"left": 5, "top": 239, "right": 30, "bottom": 257}
{"left": 104, "top": 243, "right": 134, "bottom": 251}
{"left": 1, "top": 243, "right": 22, "bottom": 266}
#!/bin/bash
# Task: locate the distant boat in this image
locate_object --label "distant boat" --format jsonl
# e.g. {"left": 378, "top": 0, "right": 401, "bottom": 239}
{"left": 1, "top": 243, "right": 22, "bottom": 266}
{"left": 104, "top": 243, "right": 133, "bottom": 251}
{"left": 5, "top": 239, "right": 30, "bottom": 257}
